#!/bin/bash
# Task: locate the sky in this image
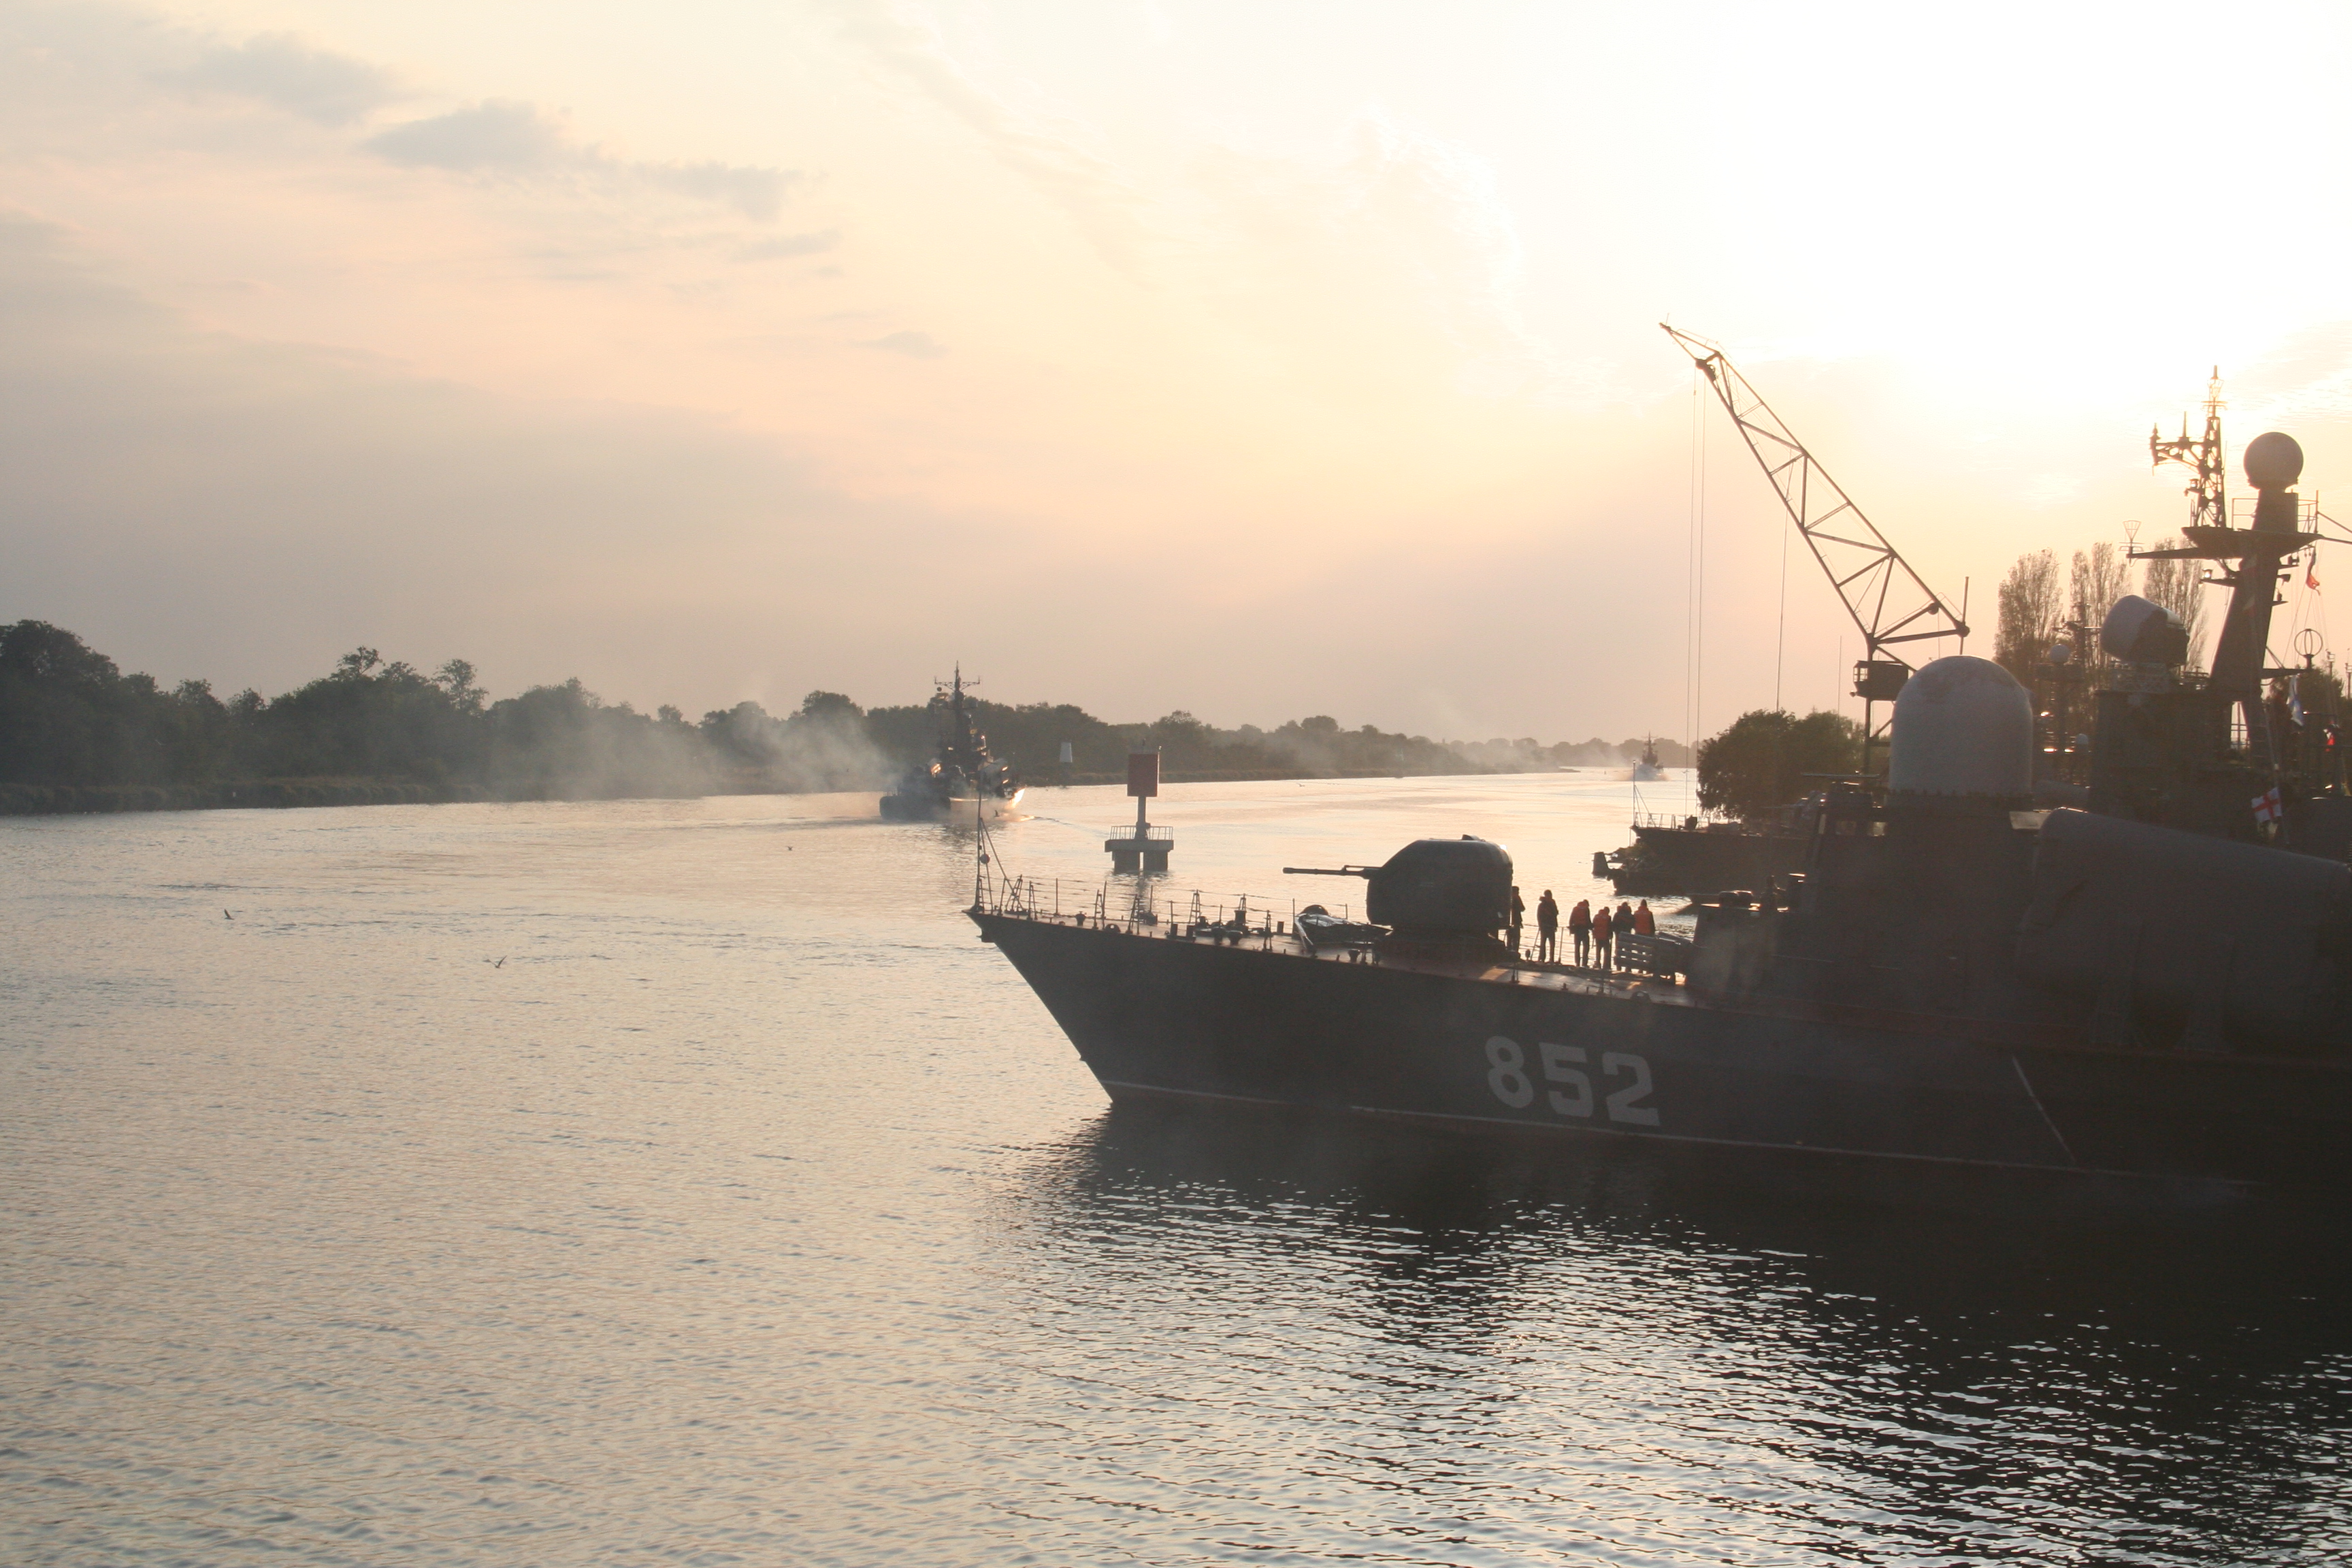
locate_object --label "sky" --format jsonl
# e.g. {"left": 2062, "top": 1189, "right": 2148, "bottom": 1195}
{"left": 5, "top": 0, "right": 2351, "bottom": 745}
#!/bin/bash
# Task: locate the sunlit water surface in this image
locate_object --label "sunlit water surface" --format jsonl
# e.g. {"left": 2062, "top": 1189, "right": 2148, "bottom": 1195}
{"left": 5, "top": 773, "right": 2349, "bottom": 1566}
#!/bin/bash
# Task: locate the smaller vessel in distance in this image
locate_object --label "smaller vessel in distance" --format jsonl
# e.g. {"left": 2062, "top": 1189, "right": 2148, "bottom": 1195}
{"left": 1632, "top": 736, "right": 1667, "bottom": 782}
{"left": 879, "top": 668, "right": 1025, "bottom": 821}
{"left": 1603, "top": 806, "right": 1812, "bottom": 896}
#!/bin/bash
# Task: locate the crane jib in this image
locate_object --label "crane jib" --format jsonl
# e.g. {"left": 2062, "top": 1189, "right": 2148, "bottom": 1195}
{"left": 1661, "top": 323, "right": 1972, "bottom": 773}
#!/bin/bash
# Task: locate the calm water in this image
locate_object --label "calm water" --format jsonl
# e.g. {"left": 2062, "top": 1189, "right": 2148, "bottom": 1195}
{"left": 5, "top": 774, "right": 2349, "bottom": 1567}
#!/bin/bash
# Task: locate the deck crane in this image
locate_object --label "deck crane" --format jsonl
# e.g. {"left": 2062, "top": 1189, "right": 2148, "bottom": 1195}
{"left": 1663, "top": 325, "right": 1970, "bottom": 780}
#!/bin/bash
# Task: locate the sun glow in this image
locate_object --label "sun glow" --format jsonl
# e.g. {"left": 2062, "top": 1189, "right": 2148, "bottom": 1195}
{"left": 4, "top": 0, "right": 2349, "bottom": 736}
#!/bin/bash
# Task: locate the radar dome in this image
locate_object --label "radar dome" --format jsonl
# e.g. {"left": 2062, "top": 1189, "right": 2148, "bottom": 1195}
{"left": 2101, "top": 594, "right": 2189, "bottom": 666}
{"left": 2245, "top": 431, "right": 2304, "bottom": 490}
{"left": 1887, "top": 655, "right": 2031, "bottom": 798}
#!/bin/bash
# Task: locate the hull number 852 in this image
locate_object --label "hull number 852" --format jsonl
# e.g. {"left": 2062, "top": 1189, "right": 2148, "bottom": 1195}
{"left": 1483, "top": 1036, "right": 1659, "bottom": 1126}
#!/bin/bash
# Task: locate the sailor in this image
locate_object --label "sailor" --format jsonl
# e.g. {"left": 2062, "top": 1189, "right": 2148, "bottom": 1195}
{"left": 1633, "top": 899, "right": 1655, "bottom": 936}
{"left": 1508, "top": 886, "right": 1526, "bottom": 956}
{"left": 1569, "top": 898, "right": 1592, "bottom": 965}
{"left": 1535, "top": 890, "right": 1559, "bottom": 962}
{"left": 1592, "top": 902, "right": 1613, "bottom": 970}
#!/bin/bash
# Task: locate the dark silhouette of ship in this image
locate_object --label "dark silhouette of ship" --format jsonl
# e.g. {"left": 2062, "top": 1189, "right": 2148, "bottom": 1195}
{"left": 880, "top": 668, "right": 1023, "bottom": 821}
{"left": 967, "top": 357, "right": 2351, "bottom": 1190}
{"left": 1602, "top": 808, "right": 1810, "bottom": 896}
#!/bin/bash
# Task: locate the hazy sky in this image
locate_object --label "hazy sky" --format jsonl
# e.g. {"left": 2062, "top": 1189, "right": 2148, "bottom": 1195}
{"left": 5, "top": 0, "right": 2349, "bottom": 742}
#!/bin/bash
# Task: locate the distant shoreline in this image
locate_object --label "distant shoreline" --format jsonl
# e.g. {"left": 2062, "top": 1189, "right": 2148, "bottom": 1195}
{"left": 1, "top": 764, "right": 1588, "bottom": 818}
{"left": 4, "top": 620, "right": 1688, "bottom": 819}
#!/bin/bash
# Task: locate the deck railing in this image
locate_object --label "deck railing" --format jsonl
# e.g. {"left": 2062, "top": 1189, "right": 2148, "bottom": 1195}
{"left": 975, "top": 872, "right": 1688, "bottom": 985}
{"left": 1629, "top": 809, "right": 1733, "bottom": 831}
{"left": 975, "top": 874, "right": 1350, "bottom": 936}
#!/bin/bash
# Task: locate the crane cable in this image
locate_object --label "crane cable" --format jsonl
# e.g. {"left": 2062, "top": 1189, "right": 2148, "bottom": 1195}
{"left": 1775, "top": 497, "right": 1791, "bottom": 713}
{"left": 1686, "top": 363, "right": 1708, "bottom": 815}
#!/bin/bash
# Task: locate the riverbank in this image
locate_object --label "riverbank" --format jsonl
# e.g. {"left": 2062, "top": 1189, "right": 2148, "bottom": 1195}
{"left": 0, "top": 764, "right": 1537, "bottom": 817}
{"left": 0, "top": 779, "right": 459, "bottom": 815}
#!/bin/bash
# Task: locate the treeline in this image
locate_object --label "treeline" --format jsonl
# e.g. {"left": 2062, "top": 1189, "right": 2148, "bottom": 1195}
{"left": 870, "top": 699, "right": 1686, "bottom": 784}
{"left": 0, "top": 621, "right": 1682, "bottom": 814}
{"left": 1991, "top": 540, "right": 2201, "bottom": 689}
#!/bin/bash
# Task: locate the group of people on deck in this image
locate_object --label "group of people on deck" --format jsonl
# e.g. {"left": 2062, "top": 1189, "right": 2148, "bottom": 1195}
{"left": 1513, "top": 887, "right": 1651, "bottom": 970}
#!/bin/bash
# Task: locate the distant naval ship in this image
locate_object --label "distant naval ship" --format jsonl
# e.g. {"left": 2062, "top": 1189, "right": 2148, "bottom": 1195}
{"left": 879, "top": 668, "right": 1024, "bottom": 821}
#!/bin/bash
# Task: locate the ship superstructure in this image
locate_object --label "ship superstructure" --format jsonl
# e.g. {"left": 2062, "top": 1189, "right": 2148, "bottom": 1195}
{"left": 880, "top": 668, "right": 1024, "bottom": 821}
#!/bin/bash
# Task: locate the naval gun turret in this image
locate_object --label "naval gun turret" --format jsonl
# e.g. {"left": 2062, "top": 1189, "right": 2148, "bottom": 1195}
{"left": 1287, "top": 836, "right": 1514, "bottom": 959}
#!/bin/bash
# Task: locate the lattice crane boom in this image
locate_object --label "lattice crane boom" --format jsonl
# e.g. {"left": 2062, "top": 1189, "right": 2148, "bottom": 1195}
{"left": 1663, "top": 324, "right": 1970, "bottom": 772}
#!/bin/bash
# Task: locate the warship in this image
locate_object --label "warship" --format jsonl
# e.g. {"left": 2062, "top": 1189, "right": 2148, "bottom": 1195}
{"left": 880, "top": 669, "right": 1024, "bottom": 821}
{"left": 968, "top": 340, "right": 2352, "bottom": 1190}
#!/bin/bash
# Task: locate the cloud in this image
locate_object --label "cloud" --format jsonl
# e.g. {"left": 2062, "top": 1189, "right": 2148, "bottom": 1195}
{"left": 363, "top": 101, "right": 800, "bottom": 219}
{"left": 643, "top": 163, "right": 796, "bottom": 223}
{"left": 364, "top": 100, "right": 571, "bottom": 172}
{"left": 168, "top": 33, "right": 396, "bottom": 127}
{"left": 0, "top": 214, "right": 1003, "bottom": 710}
{"left": 818, "top": 0, "right": 1149, "bottom": 272}
{"left": 866, "top": 330, "right": 945, "bottom": 357}
{"left": 2236, "top": 321, "right": 2352, "bottom": 424}
{"left": 736, "top": 231, "right": 842, "bottom": 261}
{"left": 1184, "top": 112, "right": 1582, "bottom": 402}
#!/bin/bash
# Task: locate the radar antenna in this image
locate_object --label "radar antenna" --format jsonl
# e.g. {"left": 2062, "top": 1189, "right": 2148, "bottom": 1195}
{"left": 2148, "top": 367, "right": 2227, "bottom": 534}
{"left": 1661, "top": 325, "right": 1970, "bottom": 778}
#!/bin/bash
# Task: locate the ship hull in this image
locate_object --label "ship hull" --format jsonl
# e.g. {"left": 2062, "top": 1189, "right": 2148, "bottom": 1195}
{"left": 974, "top": 911, "right": 2352, "bottom": 1190}
{"left": 1610, "top": 823, "right": 1807, "bottom": 895}
{"left": 879, "top": 787, "right": 1026, "bottom": 821}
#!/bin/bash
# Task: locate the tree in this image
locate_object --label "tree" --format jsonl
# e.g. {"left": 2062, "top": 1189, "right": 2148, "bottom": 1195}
{"left": 1697, "top": 709, "right": 1863, "bottom": 820}
{"left": 1148, "top": 710, "right": 1211, "bottom": 764}
{"left": 796, "top": 691, "right": 862, "bottom": 721}
{"left": 2070, "top": 542, "right": 2132, "bottom": 682}
{"left": 1, "top": 621, "right": 122, "bottom": 686}
{"left": 1993, "top": 549, "right": 2065, "bottom": 685}
{"left": 434, "top": 659, "right": 487, "bottom": 713}
{"left": 0, "top": 621, "right": 142, "bottom": 783}
{"left": 2138, "top": 539, "right": 2210, "bottom": 671}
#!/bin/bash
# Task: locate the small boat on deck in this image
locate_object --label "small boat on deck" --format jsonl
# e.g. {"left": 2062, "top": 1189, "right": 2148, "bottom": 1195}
{"left": 1294, "top": 904, "right": 1386, "bottom": 951}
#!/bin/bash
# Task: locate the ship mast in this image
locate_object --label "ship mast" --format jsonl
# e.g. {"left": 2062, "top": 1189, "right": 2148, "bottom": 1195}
{"left": 2134, "top": 374, "right": 2321, "bottom": 768}
{"left": 1662, "top": 325, "right": 1970, "bottom": 779}
{"left": 2149, "top": 368, "right": 2229, "bottom": 534}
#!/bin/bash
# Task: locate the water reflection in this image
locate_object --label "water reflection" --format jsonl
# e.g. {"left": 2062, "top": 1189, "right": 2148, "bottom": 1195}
{"left": 10, "top": 784, "right": 2349, "bottom": 1566}
{"left": 994, "top": 1105, "right": 2352, "bottom": 1565}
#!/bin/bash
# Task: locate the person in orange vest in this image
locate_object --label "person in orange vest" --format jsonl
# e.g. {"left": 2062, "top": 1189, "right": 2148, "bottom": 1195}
{"left": 1591, "top": 902, "right": 1614, "bottom": 971}
{"left": 1568, "top": 898, "right": 1592, "bottom": 966}
{"left": 1633, "top": 899, "right": 1656, "bottom": 936}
